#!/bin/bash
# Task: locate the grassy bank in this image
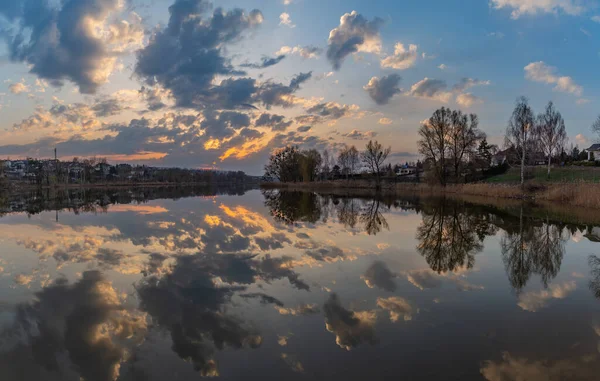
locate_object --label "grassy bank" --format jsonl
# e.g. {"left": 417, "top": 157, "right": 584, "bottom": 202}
{"left": 485, "top": 166, "right": 600, "bottom": 183}
{"left": 261, "top": 179, "right": 600, "bottom": 210}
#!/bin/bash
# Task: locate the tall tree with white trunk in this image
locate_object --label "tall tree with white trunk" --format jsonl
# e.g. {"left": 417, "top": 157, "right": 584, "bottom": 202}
{"left": 505, "top": 97, "right": 535, "bottom": 188}
{"left": 535, "top": 101, "right": 566, "bottom": 179}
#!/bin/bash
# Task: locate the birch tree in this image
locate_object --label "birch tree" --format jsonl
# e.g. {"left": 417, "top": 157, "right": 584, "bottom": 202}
{"left": 535, "top": 101, "right": 566, "bottom": 178}
{"left": 505, "top": 97, "right": 535, "bottom": 188}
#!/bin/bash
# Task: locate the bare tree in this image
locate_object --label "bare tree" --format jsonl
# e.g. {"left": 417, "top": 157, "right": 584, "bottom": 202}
{"left": 448, "top": 110, "right": 484, "bottom": 180}
{"left": 348, "top": 145, "right": 359, "bottom": 178}
{"left": 535, "top": 101, "right": 566, "bottom": 178}
{"left": 361, "top": 140, "right": 391, "bottom": 189}
{"left": 338, "top": 145, "right": 350, "bottom": 180}
{"left": 418, "top": 107, "right": 452, "bottom": 186}
{"left": 322, "top": 149, "right": 331, "bottom": 180}
{"left": 592, "top": 115, "right": 600, "bottom": 138}
{"left": 505, "top": 96, "right": 535, "bottom": 188}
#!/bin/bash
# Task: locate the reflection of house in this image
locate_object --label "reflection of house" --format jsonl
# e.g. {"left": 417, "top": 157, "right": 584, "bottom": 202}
{"left": 584, "top": 227, "right": 600, "bottom": 242}
{"left": 95, "top": 163, "right": 112, "bottom": 177}
{"left": 585, "top": 144, "right": 600, "bottom": 161}
{"left": 396, "top": 167, "right": 416, "bottom": 176}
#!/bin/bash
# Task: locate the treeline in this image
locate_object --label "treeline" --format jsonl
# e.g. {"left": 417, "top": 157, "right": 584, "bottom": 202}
{"left": 1, "top": 156, "right": 257, "bottom": 187}
{"left": 417, "top": 107, "right": 499, "bottom": 185}
{"left": 263, "top": 141, "right": 414, "bottom": 189}
{"left": 418, "top": 98, "right": 570, "bottom": 186}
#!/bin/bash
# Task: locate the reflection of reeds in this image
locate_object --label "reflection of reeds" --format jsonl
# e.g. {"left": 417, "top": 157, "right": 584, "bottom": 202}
{"left": 262, "top": 181, "right": 600, "bottom": 210}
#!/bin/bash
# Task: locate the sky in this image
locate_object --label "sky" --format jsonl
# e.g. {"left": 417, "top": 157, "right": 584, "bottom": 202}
{"left": 0, "top": 0, "right": 599, "bottom": 175}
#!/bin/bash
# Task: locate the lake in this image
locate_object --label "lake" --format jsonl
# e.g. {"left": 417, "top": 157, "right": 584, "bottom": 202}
{"left": 0, "top": 187, "right": 599, "bottom": 381}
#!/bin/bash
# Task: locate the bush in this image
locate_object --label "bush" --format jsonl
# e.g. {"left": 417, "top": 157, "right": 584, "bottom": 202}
{"left": 483, "top": 162, "right": 509, "bottom": 178}
{"left": 571, "top": 161, "right": 596, "bottom": 167}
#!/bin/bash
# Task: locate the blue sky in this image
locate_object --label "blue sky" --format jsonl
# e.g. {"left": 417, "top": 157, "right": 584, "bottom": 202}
{"left": 0, "top": 0, "right": 599, "bottom": 174}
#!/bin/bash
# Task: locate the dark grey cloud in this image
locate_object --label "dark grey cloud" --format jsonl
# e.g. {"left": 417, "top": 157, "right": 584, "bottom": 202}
{"left": 241, "top": 54, "right": 286, "bottom": 69}
{"left": 254, "top": 232, "right": 291, "bottom": 251}
{"left": 409, "top": 78, "right": 451, "bottom": 101}
{"left": 341, "top": 130, "right": 377, "bottom": 140}
{"left": 254, "top": 72, "right": 312, "bottom": 109}
{"left": 364, "top": 74, "right": 402, "bottom": 105}
{"left": 0, "top": 271, "right": 146, "bottom": 381}
{"left": 91, "top": 97, "right": 126, "bottom": 117}
{"left": 326, "top": 11, "right": 384, "bottom": 70}
{"left": 297, "top": 125, "right": 311, "bottom": 132}
{"left": 2, "top": 0, "right": 124, "bottom": 94}
{"left": 134, "top": 0, "right": 264, "bottom": 110}
{"left": 323, "top": 293, "right": 378, "bottom": 350}
{"left": 362, "top": 261, "right": 397, "bottom": 292}
{"left": 255, "top": 112, "right": 292, "bottom": 131}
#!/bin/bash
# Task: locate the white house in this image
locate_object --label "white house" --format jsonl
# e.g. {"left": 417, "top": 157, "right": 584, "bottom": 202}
{"left": 586, "top": 144, "right": 600, "bottom": 161}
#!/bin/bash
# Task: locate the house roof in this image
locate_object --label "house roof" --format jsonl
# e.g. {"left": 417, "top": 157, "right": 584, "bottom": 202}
{"left": 587, "top": 144, "right": 600, "bottom": 151}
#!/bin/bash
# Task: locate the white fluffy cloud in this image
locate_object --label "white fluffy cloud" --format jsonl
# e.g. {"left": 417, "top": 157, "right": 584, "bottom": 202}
{"left": 490, "top": 0, "right": 586, "bottom": 18}
{"left": 575, "top": 133, "right": 589, "bottom": 146}
{"left": 327, "top": 11, "right": 384, "bottom": 69}
{"left": 279, "top": 12, "right": 295, "bottom": 27}
{"left": 525, "top": 61, "right": 583, "bottom": 96}
{"left": 517, "top": 281, "right": 576, "bottom": 312}
{"left": 9, "top": 81, "right": 29, "bottom": 95}
{"left": 380, "top": 43, "right": 418, "bottom": 70}
{"left": 276, "top": 45, "right": 322, "bottom": 59}
{"left": 456, "top": 93, "right": 483, "bottom": 107}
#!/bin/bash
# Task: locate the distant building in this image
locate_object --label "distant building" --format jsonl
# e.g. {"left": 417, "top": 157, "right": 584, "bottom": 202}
{"left": 585, "top": 144, "right": 600, "bottom": 161}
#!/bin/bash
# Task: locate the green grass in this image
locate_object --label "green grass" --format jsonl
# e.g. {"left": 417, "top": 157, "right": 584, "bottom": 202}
{"left": 485, "top": 166, "right": 600, "bottom": 183}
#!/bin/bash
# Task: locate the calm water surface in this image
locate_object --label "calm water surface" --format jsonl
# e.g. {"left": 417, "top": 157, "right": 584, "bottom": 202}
{"left": 1, "top": 188, "right": 600, "bottom": 380}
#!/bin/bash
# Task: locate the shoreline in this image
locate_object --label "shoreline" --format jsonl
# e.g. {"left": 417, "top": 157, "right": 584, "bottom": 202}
{"left": 261, "top": 180, "right": 600, "bottom": 218}
{"left": 1, "top": 181, "right": 260, "bottom": 191}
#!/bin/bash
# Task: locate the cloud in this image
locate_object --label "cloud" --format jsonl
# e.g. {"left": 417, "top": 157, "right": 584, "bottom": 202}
{"left": 452, "top": 78, "right": 491, "bottom": 92}
{"left": 408, "top": 78, "right": 453, "bottom": 102}
{"left": 0, "top": 271, "right": 147, "bottom": 381}
{"left": 407, "top": 77, "right": 489, "bottom": 105}
{"left": 323, "top": 293, "right": 378, "bottom": 350}
{"left": 490, "top": 0, "right": 586, "bottom": 18}
{"left": 255, "top": 112, "right": 292, "bottom": 131}
{"left": 575, "top": 133, "right": 589, "bottom": 146}
{"left": 438, "top": 64, "right": 448, "bottom": 70}
{"left": 327, "top": 11, "right": 384, "bottom": 70}
{"left": 341, "top": 129, "right": 377, "bottom": 140}
{"left": 406, "top": 269, "right": 483, "bottom": 291}
{"left": 241, "top": 55, "right": 287, "bottom": 69}
{"left": 456, "top": 93, "right": 483, "bottom": 107}
{"left": 280, "top": 353, "right": 305, "bottom": 373}
{"left": 2, "top": 0, "right": 133, "bottom": 94}
{"left": 279, "top": 12, "right": 295, "bottom": 27}
{"left": 525, "top": 61, "right": 583, "bottom": 96}
{"left": 275, "top": 45, "right": 322, "bottom": 59}
{"left": 380, "top": 43, "right": 418, "bottom": 70}
{"left": 481, "top": 352, "right": 600, "bottom": 381}
{"left": 362, "top": 261, "right": 397, "bottom": 291}
{"left": 517, "top": 281, "right": 576, "bottom": 312}
{"left": 376, "top": 296, "right": 414, "bottom": 322}
{"left": 9, "top": 81, "right": 29, "bottom": 94}
{"left": 363, "top": 74, "right": 402, "bottom": 105}
{"left": 275, "top": 303, "right": 321, "bottom": 316}
{"left": 134, "top": 0, "right": 265, "bottom": 109}
{"left": 378, "top": 117, "right": 393, "bottom": 125}
{"left": 593, "top": 15, "right": 600, "bottom": 22}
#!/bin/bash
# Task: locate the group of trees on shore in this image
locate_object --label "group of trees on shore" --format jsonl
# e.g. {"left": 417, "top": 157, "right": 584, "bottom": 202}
{"left": 417, "top": 97, "right": 567, "bottom": 186}
{"left": 504, "top": 98, "right": 566, "bottom": 186}
{"left": 263, "top": 140, "right": 395, "bottom": 188}
{"left": 417, "top": 107, "right": 489, "bottom": 185}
